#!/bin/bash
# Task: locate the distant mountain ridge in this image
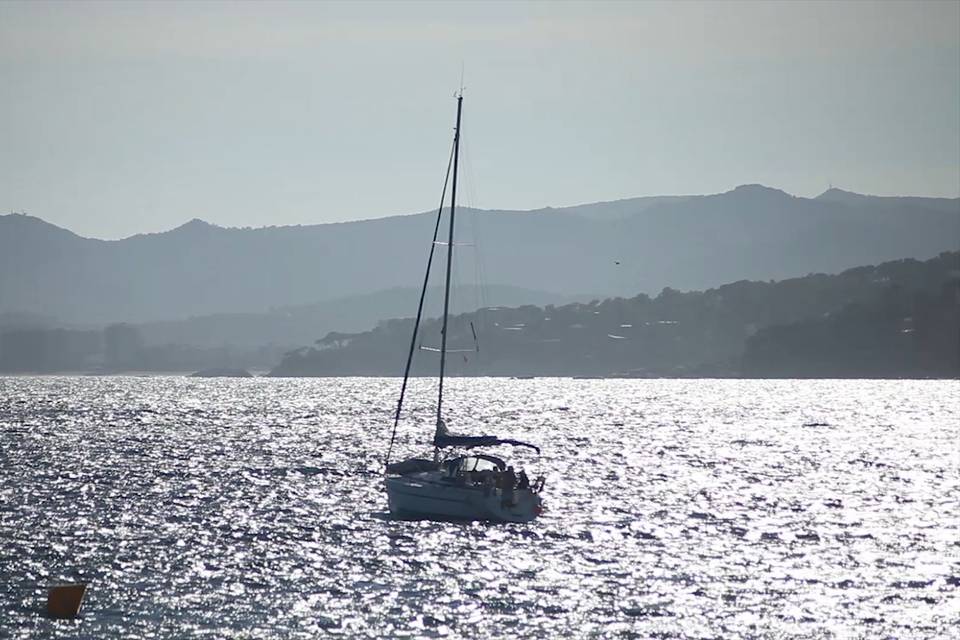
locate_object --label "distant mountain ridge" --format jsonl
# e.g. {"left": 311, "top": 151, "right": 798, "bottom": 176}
{"left": 2, "top": 184, "right": 957, "bottom": 326}
{"left": 814, "top": 187, "right": 960, "bottom": 213}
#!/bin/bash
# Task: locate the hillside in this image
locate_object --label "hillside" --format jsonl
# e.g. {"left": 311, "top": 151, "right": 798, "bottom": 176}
{"left": 1, "top": 184, "right": 957, "bottom": 326}
{"left": 137, "top": 285, "right": 594, "bottom": 349}
{"left": 270, "top": 252, "right": 960, "bottom": 378}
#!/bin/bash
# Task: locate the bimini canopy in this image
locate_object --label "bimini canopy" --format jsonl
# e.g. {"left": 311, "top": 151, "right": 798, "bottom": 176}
{"left": 434, "top": 420, "right": 541, "bottom": 454}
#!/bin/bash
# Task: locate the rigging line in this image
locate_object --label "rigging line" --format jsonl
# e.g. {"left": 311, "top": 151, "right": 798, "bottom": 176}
{"left": 466, "top": 156, "right": 486, "bottom": 358}
{"left": 448, "top": 209, "right": 469, "bottom": 377}
{"left": 460, "top": 135, "right": 478, "bottom": 316}
{"left": 385, "top": 133, "right": 457, "bottom": 471}
{"left": 473, "top": 216, "right": 488, "bottom": 325}
{"left": 457, "top": 133, "right": 482, "bottom": 325}
{"left": 462, "top": 133, "right": 489, "bottom": 320}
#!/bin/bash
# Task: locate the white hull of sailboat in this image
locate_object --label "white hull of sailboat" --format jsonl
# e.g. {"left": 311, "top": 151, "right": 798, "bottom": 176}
{"left": 385, "top": 474, "right": 542, "bottom": 523}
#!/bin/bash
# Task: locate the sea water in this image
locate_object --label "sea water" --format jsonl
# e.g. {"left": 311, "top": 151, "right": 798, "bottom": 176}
{"left": 1, "top": 376, "right": 957, "bottom": 638}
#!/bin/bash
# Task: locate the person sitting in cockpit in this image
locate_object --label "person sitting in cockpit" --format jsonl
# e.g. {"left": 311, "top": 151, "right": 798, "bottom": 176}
{"left": 501, "top": 466, "right": 517, "bottom": 506}
{"left": 517, "top": 470, "right": 530, "bottom": 490}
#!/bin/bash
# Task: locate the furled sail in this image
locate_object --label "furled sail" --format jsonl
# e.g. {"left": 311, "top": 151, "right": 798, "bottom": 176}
{"left": 433, "top": 420, "right": 541, "bottom": 454}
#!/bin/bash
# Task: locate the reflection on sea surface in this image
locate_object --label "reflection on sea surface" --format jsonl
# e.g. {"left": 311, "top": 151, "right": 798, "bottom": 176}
{"left": 1, "top": 377, "right": 957, "bottom": 638}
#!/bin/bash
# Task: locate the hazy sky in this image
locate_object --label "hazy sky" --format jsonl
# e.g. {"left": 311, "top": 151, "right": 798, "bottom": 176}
{"left": 1, "top": 1, "right": 958, "bottom": 239}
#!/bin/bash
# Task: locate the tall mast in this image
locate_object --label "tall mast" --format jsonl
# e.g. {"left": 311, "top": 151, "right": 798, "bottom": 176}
{"left": 437, "top": 93, "right": 463, "bottom": 429}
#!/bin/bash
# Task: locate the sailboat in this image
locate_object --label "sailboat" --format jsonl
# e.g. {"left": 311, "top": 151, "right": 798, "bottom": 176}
{"left": 383, "top": 92, "right": 545, "bottom": 522}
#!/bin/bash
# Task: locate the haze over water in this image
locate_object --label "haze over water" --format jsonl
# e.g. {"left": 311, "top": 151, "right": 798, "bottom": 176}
{"left": 2, "top": 376, "right": 957, "bottom": 638}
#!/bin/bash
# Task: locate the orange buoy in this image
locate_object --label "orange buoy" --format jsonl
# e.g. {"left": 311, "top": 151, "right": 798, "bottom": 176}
{"left": 47, "top": 583, "right": 87, "bottom": 618}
